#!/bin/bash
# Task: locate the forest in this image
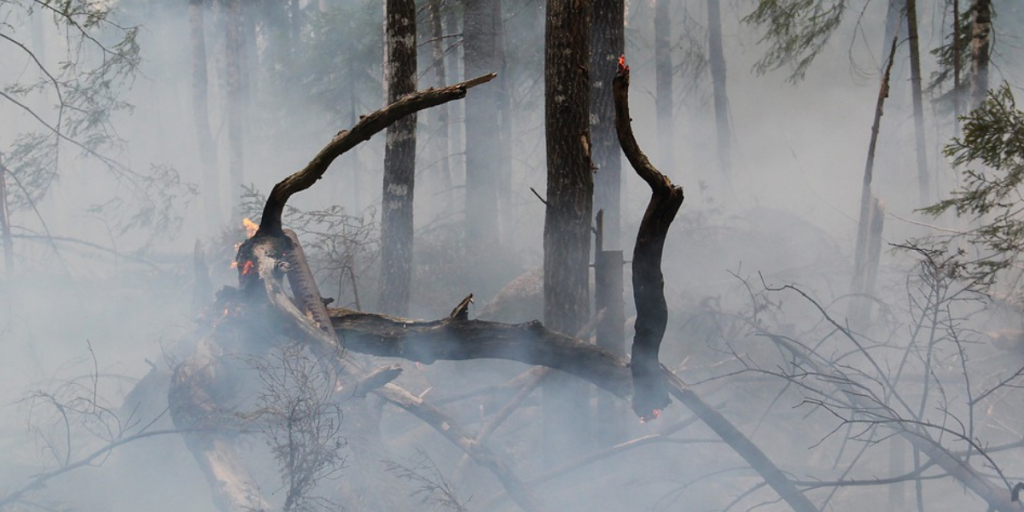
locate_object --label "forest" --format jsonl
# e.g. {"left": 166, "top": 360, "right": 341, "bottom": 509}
{"left": 1, "top": 0, "right": 1024, "bottom": 511}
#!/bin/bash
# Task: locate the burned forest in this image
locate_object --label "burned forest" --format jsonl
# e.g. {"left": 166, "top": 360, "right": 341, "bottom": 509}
{"left": 4, "top": 0, "right": 1024, "bottom": 511}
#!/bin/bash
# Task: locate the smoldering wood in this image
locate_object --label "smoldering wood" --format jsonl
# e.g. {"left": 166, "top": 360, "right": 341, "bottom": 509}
{"left": 611, "top": 56, "right": 683, "bottom": 420}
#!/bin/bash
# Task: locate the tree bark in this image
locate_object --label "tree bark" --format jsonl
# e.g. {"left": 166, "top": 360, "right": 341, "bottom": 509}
{"left": 906, "top": 0, "right": 929, "bottom": 205}
{"left": 590, "top": 0, "right": 624, "bottom": 247}
{"left": 612, "top": 57, "right": 684, "bottom": 419}
{"left": 379, "top": 0, "right": 418, "bottom": 316}
{"left": 969, "top": 0, "right": 992, "bottom": 109}
{"left": 543, "top": 0, "right": 594, "bottom": 465}
{"left": 953, "top": 0, "right": 962, "bottom": 128}
{"left": 707, "top": 0, "right": 732, "bottom": 177}
{"left": 189, "top": 0, "right": 221, "bottom": 228}
{"left": 464, "top": 0, "right": 502, "bottom": 280}
{"left": 654, "top": 0, "right": 673, "bottom": 167}
{"left": 494, "top": 0, "right": 515, "bottom": 246}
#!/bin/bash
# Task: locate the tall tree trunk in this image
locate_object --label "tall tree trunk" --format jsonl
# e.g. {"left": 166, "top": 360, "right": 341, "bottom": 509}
{"left": 969, "top": 0, "right": 991, "bottom": 109}
{"left": 594, "top": 211, "right": 626, "bottom": 444}
{"left": 590, "top": 0, "right": 623, "bottom": 248}
{"left": 0, "top": 153, "right": 12, "bottom": 276}
{"left": 428, "top": 0, "right": 453, "bottom": 207}
{"left": 953, "top": 0, "right": 962, "bottom": 130}
{"left": 654, "top": 0, "right": 672, "bottom": 167}
{"left": 464, "top": 0, "right": 501, "bottom": 281}
{"left": 906, "top": 0, "right": 929, "bottom": 205}
{"left": 445, "top": 5, "right": 464, "bottom": 185}
{"left": 494, "top": 0, "right": 515, "bottom": 246}
{"left": 189, "top": 0, "right": 221, "bottom": 227}
{"left": 223, "top": 0, "right": 245, "bottom": 217}
{"left": 543, "top": 0, "right": 593, "bottom": 465}
{"left": 706, "top": 0, "right": 731, "bottom": 178}
{"left": 379, "top": 0, "right": 418, "bottom": 316}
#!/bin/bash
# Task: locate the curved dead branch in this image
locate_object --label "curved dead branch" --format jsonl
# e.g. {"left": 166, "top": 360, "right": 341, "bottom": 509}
{"left": 257, "top": 73, "right": 496, "bottom": 236}
{"left": 611, "top": 56, "right": 684, "bottom": 420}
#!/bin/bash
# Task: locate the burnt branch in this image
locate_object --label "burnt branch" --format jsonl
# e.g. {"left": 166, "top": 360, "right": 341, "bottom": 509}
{"left": 257, "top": 73, "right": 496, "bottom": 236}
{"left": 612, "top": 56, "right": 685, "bottom": 419}
{"left": 328, "top": 301, "right": 821, "bottom": 512}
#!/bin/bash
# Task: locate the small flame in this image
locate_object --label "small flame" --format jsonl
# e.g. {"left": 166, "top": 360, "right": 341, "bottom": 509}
{"left": 241, "top": 260, "right": 255, "bottom": 276}
{"left": 243, "top": 218, "right": 259, "bottom": 238}
{"left": 617, "top": 54, "right": 629, "bottom": 74}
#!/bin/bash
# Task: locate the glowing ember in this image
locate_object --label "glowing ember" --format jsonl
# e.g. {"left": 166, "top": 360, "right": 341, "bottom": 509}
{"left": 241, "top": 260, "right": 255, "bottom": 276}
{"left": 639, "top": 409, "right": 661, "bottom": 424}
{"left": 617, "top": 54, "right": 629, "bottom": 73}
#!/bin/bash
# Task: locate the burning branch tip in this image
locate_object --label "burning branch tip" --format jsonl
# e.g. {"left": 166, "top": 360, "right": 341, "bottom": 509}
{"left": 617, "top": 54, "right": 629, "bottom": 77}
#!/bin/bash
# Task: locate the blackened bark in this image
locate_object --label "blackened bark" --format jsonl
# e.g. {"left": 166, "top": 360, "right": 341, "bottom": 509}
{"left": 543, "top": 0, "right": 593, "bottom": 463}
{"left": 707, "top": 0, "right": 731, "bottom": 177}
{"left": 613, "top": 57, "right": 684, "bottom": 420}
{"left": 464, "top": 0, "right": 501, "bottom": 263}
{"left": 223, "top": 0, "right": 244, "bottom": 216}
{"left": 379, "top": 0, "right": 418, "bottom": 316}
{"left": 906, "top": 0, "right": 929, "bottom": 205}
{"left": 970, "top": 0, "right": 991, "bottom": 109}
{"left": 654, "top": 0, "right": 673, "bottom": 167}
{"left": 590, "top": 0, "right": 624, "bottom": 247}
{"left": 189, "top": 0, "right": 221, "bottom": 227}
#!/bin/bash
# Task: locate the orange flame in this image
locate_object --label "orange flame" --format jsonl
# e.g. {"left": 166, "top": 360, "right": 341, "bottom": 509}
{"left": 241, "top": 260, "right": 255, "bottom": 276}
{"left": 242, "top": 218, "right": 259, "bottom": 238}
{"left": 617, "top": 54, "right": 629, "bottom": 74}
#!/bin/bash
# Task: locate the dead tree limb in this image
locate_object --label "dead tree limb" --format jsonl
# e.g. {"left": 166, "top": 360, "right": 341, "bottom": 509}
{"left": 612, "top": 55, "right": 684, "bottom": 419}
{"left": 328, "top": 300, "right": 821, "bottom": 512}
{"left": 256, "top": 73, "right": 496, "bottom": 236}
{"left": 251, "top": 245, "right": 542, "bottom": 512}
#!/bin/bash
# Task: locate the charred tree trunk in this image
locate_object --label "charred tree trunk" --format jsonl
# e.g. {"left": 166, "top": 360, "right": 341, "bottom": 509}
{"left": 464, "top": 0, "right": 502, "bottom": 284}
{"left": 969, "top": 0, "right": 992, "bottom": 109}
{"left": 590, "top": 0, "right": 624, "bottom": 247}
{"left": 378, "top": 0, "right": 418, "bottom": 316}
{"left": 189, "top": 0, "right": 221, "bottom": 227}
{"left": 654, "top": 0, "right": 673, "bottom": 167}
{"left": 613, "top": 56, "right": 683, "bottom": 420}
{"left": 223, "top": 0, "right": 245, "bottom": 216}
{"left": 543, "top": 0, "right": 594, "bottom": 464}
{"left": 906, "top": 0, "right": 929, "bottom": 205}
{"left": 428, "top": 0, "right": 453, "bottom": 206}
{"left": 851, "top": 37, "right": 896, "bottom": 328}
{"left": 707, "top": 0, "right": 731, "bottom": 178}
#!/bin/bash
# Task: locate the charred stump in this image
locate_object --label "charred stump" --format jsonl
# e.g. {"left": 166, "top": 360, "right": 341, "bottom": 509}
{"left": 612, "top": 56, "right": 684, "bottom": 420}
